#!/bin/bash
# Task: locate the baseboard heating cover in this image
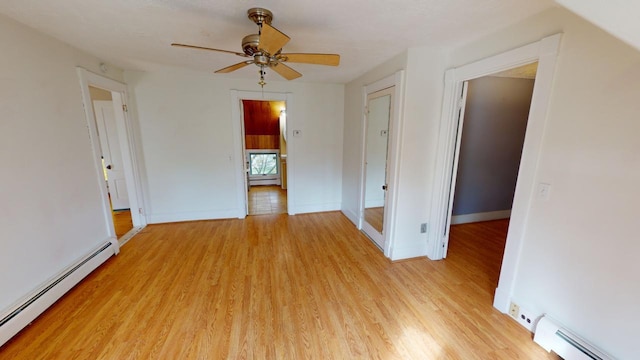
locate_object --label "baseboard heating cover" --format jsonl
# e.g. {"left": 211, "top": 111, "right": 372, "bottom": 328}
{"left": 534, "top": 316, "right": 613, "bottom": 360}
{"left": 0, "top": 241, "right": 116, "bottom": 346}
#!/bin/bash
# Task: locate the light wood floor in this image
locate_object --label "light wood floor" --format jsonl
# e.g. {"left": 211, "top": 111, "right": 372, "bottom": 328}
{"left": 0, "top": 214, "right": 557, "bottom": 359}
{"left": 363, "top": 206, "right": 384, "bottom": 232}
{"left": 248, "top": 185, "right": 287, "bottom": 215}
{"left": 112, "top": 209, "right": 133, "bottom": 238}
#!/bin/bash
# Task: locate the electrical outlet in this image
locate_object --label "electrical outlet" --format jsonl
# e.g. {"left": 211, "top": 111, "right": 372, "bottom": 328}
{"left": 514, "top": 306, "right": 537, "bottom": 332}
{"left": 420, "top": 223, "right": 427, "bottom": 233}
{"left": 509, "top": 302, "right": 519, "bottom": 318}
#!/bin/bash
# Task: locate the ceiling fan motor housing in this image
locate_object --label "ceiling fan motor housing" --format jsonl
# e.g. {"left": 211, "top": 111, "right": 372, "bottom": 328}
{"left": 242, "top": 34, "right": 260, "bottom": 56}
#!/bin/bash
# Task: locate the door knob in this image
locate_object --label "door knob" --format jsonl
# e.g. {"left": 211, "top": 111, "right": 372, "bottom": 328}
{"left": 105, "top": 164, "right": 112, "bottom": 170}
{"left": 382, "top": 185, "right": 387, "bottom": 190}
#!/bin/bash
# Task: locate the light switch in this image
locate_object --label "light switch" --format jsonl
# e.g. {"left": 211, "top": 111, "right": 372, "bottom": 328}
{"left": 537, "top": 183, "right": 551, "bottom": 200}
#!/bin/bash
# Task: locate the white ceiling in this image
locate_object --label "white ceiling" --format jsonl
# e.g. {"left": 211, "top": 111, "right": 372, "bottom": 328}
{"left": 0, "top": 0, "right": 555, "bottom": 83}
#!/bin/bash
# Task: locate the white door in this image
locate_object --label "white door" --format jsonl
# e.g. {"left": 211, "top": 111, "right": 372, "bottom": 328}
{"left": 361, "top": 87, "right": 394, "bottom": 249}
{"left": 94, "top": 100, "right": 129, "bottom": 210}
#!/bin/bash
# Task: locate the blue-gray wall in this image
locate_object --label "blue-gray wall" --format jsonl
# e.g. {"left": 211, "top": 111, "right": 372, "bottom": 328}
{"left": 452, "top": 76, "right": 534, "bottom": 216}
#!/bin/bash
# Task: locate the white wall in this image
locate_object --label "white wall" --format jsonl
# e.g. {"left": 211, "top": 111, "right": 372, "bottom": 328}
{"left": 389, "top": 47, "right": 447, "bottom": 259}
{"left": 125, "top": 68, "right": 344, "bottom": 222}
{"left": 556, "top": 0, "right": 640, "bottom": 52}
{"left": 0, "top": 14, "right": 124, "bottom": 313}
{"left": 452, "top": 77, "right": 534, "bottom": 216}
{"left": 448, "top": 8, "right": 638, "bottom": 359}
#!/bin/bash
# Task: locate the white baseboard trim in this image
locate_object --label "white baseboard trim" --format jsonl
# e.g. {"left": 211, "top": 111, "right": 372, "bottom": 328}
{"left": 146, "top": 209, "right": 241, "bottom": 224}
{"left": 292, "top": 202, "right": 342, "bottom": 215}
{"left": 364, "top": 200, "right": 384, "bottom": 208}
{"left": 451, "top": 210, "right": 511, "bottom": 225}
{"left": 493, "top": 286, "right": 511, "bottom": 313}
{"left": 341, "top": 208, "right": 360, "bottom": 227}
{"left": 249, "top": 179, "right": 281, "bottom": 186}
{"left": 389, "top": 243, "right": 429, "bottom": 261}
{"left": 0, "top": 241, "right": 116, "bottom": 346}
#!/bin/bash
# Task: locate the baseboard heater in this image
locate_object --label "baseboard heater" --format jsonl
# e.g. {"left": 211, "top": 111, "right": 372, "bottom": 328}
{"left": 534, "top": 316, "right": 613, "bottom": 360}
{"left": 0, "top": 241, "right": 116, "bottom": 346}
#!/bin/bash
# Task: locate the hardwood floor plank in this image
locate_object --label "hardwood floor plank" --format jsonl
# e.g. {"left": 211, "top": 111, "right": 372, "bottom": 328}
{"left": 1, "top": 214, "right": 557, "bottom": 359}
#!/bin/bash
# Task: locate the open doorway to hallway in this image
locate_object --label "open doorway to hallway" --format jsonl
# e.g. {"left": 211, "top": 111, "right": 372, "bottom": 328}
{"left": 446, "top": 62, "right": 537, "bottom": 294}
{"left": 242, "top": 100, "right": 288, "bottom": 215}
{"left": 89, "top": 86, "right": 134, "bottom": 237}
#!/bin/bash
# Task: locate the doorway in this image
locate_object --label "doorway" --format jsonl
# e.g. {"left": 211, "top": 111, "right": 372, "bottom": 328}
{"left": 90, "top": 87, "right": 134, "bottom": 237}
{"left": 242, "top": 100, "right": 288, "bottom": 216}
{"left": 446, "top": 63, "right": 537, "bottom": 291}
{"left": 429, "top": 34, "right": 561, "bottom": 312}
{"left": 77, "top": 68, "right": 146, "bottom": 247}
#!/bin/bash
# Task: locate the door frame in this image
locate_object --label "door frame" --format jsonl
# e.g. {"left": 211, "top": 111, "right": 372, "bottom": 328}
{"left": 77, "top": 68, "right": 147, "bottom": 247}
{"left": 230, "top": 90, "right": 293, "bottom": 217}
{"left": 428, "top": 34, "right": 562, "bottom": 312}
{"left": 359, "top": 70, "right": 405, "bottom": 257}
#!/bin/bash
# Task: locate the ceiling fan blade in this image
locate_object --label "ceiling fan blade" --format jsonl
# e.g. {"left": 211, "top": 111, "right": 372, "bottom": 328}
{"left": 270, "top": 62, "right": 302, "bottom": 80}
{"left": 279, "top": 53, "right": 340, "bottom": 66}
{"left": 259, "top": 23, "right": 290, "bottom": 55}
{"left": 171, "top": 43, "right": 249, "bottom": 57}
{"left": 215, "top": 61, "right": 253, "bottom": 73}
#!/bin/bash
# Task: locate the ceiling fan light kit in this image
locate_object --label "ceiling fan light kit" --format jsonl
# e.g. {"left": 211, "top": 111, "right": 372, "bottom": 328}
{"left": 172, "top": 7, "right": 340, "bottom": 88}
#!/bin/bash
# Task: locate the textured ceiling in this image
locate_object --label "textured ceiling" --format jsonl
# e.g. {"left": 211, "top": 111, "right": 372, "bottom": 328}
{"left": 0, "top": 0, "right": 555, "bottom": 83}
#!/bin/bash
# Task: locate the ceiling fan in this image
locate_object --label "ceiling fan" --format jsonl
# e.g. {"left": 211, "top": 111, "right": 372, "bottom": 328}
{"left": 172, "top": 8, "right": 340, "bottom": 87}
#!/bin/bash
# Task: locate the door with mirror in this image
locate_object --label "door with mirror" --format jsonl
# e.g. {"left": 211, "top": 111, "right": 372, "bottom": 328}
{"left": 361, "top": 86, "right": 394, "bottom": 249}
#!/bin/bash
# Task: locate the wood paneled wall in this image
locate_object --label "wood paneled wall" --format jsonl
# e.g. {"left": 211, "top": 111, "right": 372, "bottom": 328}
{"left": 245, "top": 135, "right": 279, "bottom": 149}
{"left": 243, "top": 100, "right": 285, "bottom": 149}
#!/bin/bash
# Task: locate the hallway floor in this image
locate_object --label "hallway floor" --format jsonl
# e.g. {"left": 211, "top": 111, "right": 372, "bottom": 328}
{"left": 248, "top": 185, "right": 287, "bottom": 215}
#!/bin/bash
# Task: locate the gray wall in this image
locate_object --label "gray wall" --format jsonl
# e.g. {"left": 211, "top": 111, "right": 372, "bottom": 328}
{"left": 452, "top": 76, "right": 534, "bottom": 216}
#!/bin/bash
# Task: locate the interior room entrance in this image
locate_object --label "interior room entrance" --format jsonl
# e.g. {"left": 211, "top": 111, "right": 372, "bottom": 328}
{"left": 89, "top": 86, "right": 134, "bottom": 237}
{"left": 242, "top": 100, "right": 288, "bottom": 215}
{"left": 446, "top": 62, "right": 538, "bottom": 296}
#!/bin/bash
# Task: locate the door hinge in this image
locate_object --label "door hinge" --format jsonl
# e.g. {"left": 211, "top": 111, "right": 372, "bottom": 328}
{"left": 364, "top": 106, "right": 369, "bottom": 115}
{"left": 122, "top": 104, "right": 128, "bottom": 112}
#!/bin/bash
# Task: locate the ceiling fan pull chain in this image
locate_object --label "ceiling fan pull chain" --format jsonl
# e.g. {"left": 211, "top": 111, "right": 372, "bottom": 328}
{"left": 258, "top": 65, "right": 267, "bottom": 89}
